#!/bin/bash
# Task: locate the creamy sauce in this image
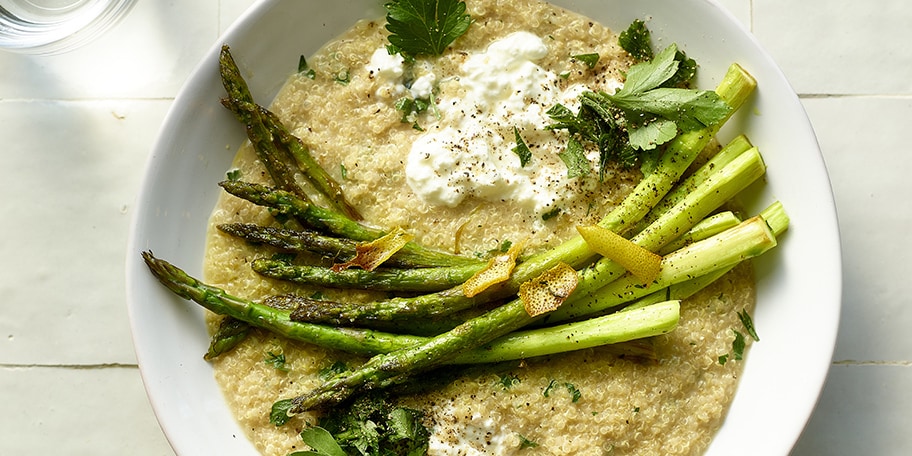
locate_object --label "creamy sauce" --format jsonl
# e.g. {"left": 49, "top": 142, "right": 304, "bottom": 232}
{"left": 405, "top": 31, "right": 622, "bottom": 215}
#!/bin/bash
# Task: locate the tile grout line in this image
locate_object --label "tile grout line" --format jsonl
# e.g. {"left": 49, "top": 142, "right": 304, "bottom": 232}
{"left": 0, "top": 362, "right": 139, "bottom": 369}
{"left": 832, "top": 360, "right": 912, "bottom": 367}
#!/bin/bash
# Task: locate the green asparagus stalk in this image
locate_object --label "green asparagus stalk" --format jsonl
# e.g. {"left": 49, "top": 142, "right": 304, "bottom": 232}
{"left": 251, "top": 258, "right": 481, "bottom": 293}
{"left": 219, "top": 46, "right": 306, "bottom": 200}
{"left": 568, "top": 146, "right": 766, "bottom": 305}
{"left": 632, "top": 134, "right": 753, "bottom": 232}
{"left": 204, "top": 316, "right": 250, "bottom": 360}
{"left": 142, "top": 251, "right": 424, "bottom": 356}
{"left": 218, "top": 180, "right": 481, "bottom": 268}
{"left": 142, "top": 251, "right": 674, "bottom": 363}
{"left": 658, "top": 210, "right": 742, "bottom": 255}
{"left": 219, "top": 45, "right": 362, "bottom": 220}
{"left": 451, "top": 300, "right": 679, "bottom": 364}
{"left": 218, "top": 223, "right": 479, "bottom": 268}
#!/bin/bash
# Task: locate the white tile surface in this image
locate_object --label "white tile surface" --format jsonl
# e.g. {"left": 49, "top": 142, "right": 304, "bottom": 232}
{"left": 0, "top": 100, "right": 170, "bottom": 365}
{"left": 755, "top": 0, "right": 912, "bottom": 95}
{"left": 1, "top": 0, "right": 908, "bottom": 454}
{"left": 801, "top": 96, "right": 912, "bottom": 362}
{"left": 0, "top": 366, "right": 172, "bottom": 455}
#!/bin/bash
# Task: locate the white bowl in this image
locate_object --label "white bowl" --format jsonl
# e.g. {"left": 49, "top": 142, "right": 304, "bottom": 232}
{"left": 126, "top": 1, "right": 841, "bottom": 454}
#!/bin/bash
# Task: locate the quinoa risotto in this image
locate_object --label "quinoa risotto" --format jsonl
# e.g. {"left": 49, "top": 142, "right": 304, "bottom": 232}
{"left": 202, "top": 0, "right": 756, "bottom": 454}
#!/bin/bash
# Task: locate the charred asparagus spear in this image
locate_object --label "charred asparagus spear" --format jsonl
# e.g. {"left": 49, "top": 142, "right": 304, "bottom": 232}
{"left": 219, "top": 45, "right": 362, "bottom": 220}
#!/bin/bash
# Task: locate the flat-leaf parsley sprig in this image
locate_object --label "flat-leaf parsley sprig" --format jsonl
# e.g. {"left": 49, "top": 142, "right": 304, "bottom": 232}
{"left": 384, "top": 0, "right": 472, "bottom": 57}
{"left": 547, "top": 27, "right": 732, "bottom": 175}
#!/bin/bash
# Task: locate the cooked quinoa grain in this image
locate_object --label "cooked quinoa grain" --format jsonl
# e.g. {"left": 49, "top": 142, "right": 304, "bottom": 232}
{"left": 202, "top": 1, "right": 755, "bottom": 455}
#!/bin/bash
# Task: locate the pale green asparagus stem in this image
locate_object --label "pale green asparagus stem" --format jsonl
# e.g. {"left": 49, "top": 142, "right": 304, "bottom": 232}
{"left": 658, "top": 210, "right": 742, "bottom": 255}
{"left": 451, "top": 300, "right": 679, "bottom": 364}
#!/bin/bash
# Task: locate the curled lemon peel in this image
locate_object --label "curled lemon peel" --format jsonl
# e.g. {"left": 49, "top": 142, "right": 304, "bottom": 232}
{"left": 518, "top": 262, "right": 579, "bottom": 317}
{"left": 331, "top": 226, "right": 414, "bottom": 272}
{"left": 577, "top": 225, "right": 662, "bottom": 284}
{"left": 462, "top": 241, "right": 524, "bottom": 298}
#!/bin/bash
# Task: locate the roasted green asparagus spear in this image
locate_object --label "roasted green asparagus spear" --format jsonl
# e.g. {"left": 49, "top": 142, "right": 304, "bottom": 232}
{"left": 251, "top": 258, "right": 482, "bottom": 293}
{"left": 219, "top": 45, "right": 361, "bottom": 220}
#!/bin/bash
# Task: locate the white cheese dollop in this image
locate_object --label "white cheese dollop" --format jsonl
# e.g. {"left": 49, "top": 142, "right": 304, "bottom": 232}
{"left": 404, "top": 32, "right": 594, "bottom": 214}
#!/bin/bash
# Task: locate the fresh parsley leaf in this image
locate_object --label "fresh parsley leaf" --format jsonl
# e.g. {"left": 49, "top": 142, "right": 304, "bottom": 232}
{"left": 558, "top": 137, "right": 591, "bottom": 178}
{"left": 627, "top": 118, "right": 678, "bottom": 150}
{"left": 738, "top": 309, "right": 760, "bottom": 341}
{"left": 732, "top": 329, "right": 746, "bottom": 360}
{"left": 718, "top": 354, "right": 729, "bottom": 365}
{"left": 384, "top": 0, "right": 472, "bottom": 57}
{"left": 298, "top": 55, "right": 316, "bottom": 79}
{"left": 226, "top": 168, "right": 242, "bottom": 181}
{"left": 613, "top": 44, "right": 680, "bottom": 96}
{"left": 572, "top": 52, "right": 600, "bottom": 69}
{"left": 518, "top": 434, "right": 539, "bottom": 449}
{"left": 512, "top": 126, "right": 533, "bottom": 167}
{"left": 604, "top": 44, "right": 731, "bottom": 147}
{"left": 264, "top": 351, "right": 290, "bottom": 372}
{"left": 298, "top": 427, "right": 348, "bottom": 456}
{"left": 270, "top": 399, "right": 295, "bottom": 426}
{"left": 664, "top": 49, "right": 697, "bottom": 88}
{"left": 618, "top": 19, "right": 653, "bottom": 61}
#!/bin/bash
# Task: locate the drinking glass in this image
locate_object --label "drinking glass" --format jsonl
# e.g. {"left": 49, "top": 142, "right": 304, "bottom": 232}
{"left": 0, "top": 0, "right": 137, "bottom": 55}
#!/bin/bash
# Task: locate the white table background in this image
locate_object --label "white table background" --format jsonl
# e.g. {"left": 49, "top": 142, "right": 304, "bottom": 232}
{"left": 1, "top": 0, "right": 908, "bottom": 454}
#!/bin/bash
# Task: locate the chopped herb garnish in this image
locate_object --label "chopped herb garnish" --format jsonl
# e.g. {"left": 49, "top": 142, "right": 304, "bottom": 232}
{"left": 572, "top": 52, "right": 600, "bottom": 69}
{"left": 718, "top": 354, "right": 729, "bottom": 365}
{"left": 333, "top": 69, "right": 351, "bottom": 85}
{"left": 226, "top": 168, "right": 242, "bottom": 181}
{"left": 543, "top": 379, "right": 557, "bottom": 397}
{"left": 384, "top": 0, "right": 472, "bottom": 57}
{"left": 319, "top": 360, "right": 349, "bottom": 380}
{"left": 297, "top": 55, "right": 316, "bottom": 79}
{"left": 340, "top": 163, "right": 348, "bottom": 180}
{"left": 738, "top": 309, "right": 760, "bottom": 341}
{"left": 543, "top": 379, "right": 581, "bottom": 402}
{"left": 499, "top": 239, "right": 513, "bottom": 253}
{"left": 307, "top": 391, "right": 430, "bottom": 455}
{"left": 265, "top": 351, "right": 289, "bottom": 372}
{"left": 618, "top": 19, "right": 653, "bottom": 62}
{"left": 566, "top": 383, "right": 582, "bottom": 403}
{"left": 558, "top": 137, "right": 591, "bottom": 178}
{"left": 270, "top": 398, "right": 295, "bottom": 426}
{"left": 296, "top": 427, "right": 347, "bottom": 456}
{"left": 512, "top": 126, "right": 533, "bottom": 167}
{"left": 518, "top": 434, "right": 539, "bottom": 449}
{"left": 732, "top": 330, "right": 746, "bottom": 360}
{"left": 498, "top": 373, "right": 521, "bottom": 390}
{"left": 541, "top": 207, "right": 562, "bottom": 221}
